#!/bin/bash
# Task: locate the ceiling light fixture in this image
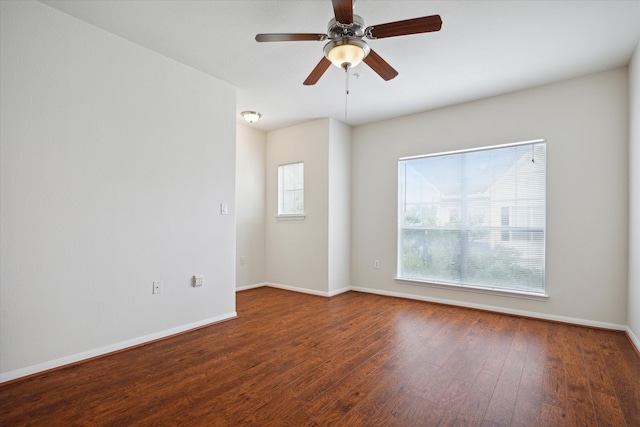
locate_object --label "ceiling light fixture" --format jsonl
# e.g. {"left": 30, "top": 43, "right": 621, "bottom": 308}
{"left": 241, "top": 111, "right": 261, "bottom": 123}
{"left": 323, "top": 37, "right": 370, "bottom": 70}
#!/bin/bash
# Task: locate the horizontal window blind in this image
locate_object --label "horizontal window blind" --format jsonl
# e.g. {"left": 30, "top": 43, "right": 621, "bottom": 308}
{"left": 398, "top": 141, "right": 546, "bottom": 294}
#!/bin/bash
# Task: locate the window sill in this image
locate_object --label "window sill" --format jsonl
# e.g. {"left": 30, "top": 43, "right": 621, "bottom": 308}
{"left": 395, "top": 278, "right": 549, "bottom": 301}
{"left": 276, "top": 214, "right": 305, "bottom": 221}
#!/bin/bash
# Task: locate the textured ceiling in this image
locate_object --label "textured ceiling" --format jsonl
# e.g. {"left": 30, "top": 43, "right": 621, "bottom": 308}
{"left": 40, "top": 0, "right": 640, "bottom": 132}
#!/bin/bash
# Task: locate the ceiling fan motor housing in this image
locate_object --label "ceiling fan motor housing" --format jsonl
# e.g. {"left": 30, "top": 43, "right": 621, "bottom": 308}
{"left": 327, "top": 14, "right": 365, "bottom": 38}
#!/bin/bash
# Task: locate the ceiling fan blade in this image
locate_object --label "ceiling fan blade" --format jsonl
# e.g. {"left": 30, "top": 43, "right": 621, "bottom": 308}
{"left": 255, "top": 33, "right": 326, "bottom": 42}
{"left": 363, "top": 49, "right": 398, "bottom": 81}
{"left": 303, "top": 57, "right": 331, "bottom": 86}
{"left": 366, "top": 15, "right": 442, "bottom": 39}
{"left": 332, "top": 0, "right": 353, "bottom": 24}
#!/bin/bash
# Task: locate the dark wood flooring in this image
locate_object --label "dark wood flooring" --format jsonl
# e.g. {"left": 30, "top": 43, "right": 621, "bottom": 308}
{"left": 1, "top": 287, "right": 639, "bottom": 426}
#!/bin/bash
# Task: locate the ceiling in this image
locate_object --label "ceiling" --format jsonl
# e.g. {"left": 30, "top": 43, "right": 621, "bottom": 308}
{"left": 39, "top": 0, "right": 640, "bottom": 132}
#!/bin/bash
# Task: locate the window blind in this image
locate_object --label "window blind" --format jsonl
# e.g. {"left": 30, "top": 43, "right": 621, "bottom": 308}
{"left": 398, "top": 140, "right": 546, "bottom": 294}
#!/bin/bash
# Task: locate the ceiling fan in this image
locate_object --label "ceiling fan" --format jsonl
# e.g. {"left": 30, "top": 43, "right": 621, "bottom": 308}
{"left": 255, "top": 0, "right": 442, "bottom": 85}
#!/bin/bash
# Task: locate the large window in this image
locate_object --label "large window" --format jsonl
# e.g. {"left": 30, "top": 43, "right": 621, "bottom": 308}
{"left": 278, "top": 162, "right": 304, "bottom": 216}
{"left": 398, "top": 140, "right": 546, "bottom": 295}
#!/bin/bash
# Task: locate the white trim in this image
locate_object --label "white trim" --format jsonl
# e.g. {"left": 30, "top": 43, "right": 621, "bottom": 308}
{"left": 6, "top": 284, "right": 633, "bottom": 384}
{"left": 263, "top": 282, "right": 332, "bottom": 297}
{"left": 244, "top": 284, "right": 629, "bottom": 332}
{"left": 243, "top": 284, "right": 634, "bottom": 341}
{"left": 328, "top": 286, "right": 351, "bottom": 297}
{"left": 236, "top": 282, "right": 267, "bottom": 292}
{"left": 350, "top": 286, "right": 627, "bottom": 331}
{"left": 0, "top": 312, "right": 237, "bottom": 384}
{"left": 237, "top": 283, "right": 349, "bottom": 297}
{"left": 396, "top": 278, "right": 549, "bottom": 301}
{"left": 627, "top": 326, "right": 640, "bottom": 354}
{"left": 275, "top": 214, "right": 305, "bottom": 221}
{"left": 399, "top": 139, "right": 546, "bottom": 161}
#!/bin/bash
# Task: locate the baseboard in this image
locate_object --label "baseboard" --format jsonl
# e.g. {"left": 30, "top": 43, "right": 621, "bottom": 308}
{"left": 238, "top": 284, "right": 629, "bottom": 331}
{"left": 0, "top": 312, "right": 237, "bottom": 384}
{"left": 248, "top": 284, "right": 638, "bottom": 356}
{"left": 328, "top": 286, "right": 351, "bottom": 297}
{"left": 627, "top": 326, "right": 640, "bottom": 356}
{"left": 237, "top": 283, "right": 350, "bottom": 297}
{"left": 236, "top": 282, "right": 267, "bottom": 292}
{"left": 6, "top": 286, "right": 634, "bottom": 384}
{"left": 349, "top": 286, "right": 628, "bottom": 331}
{"left": 263, "top": 282, "right": 332, "bottom": 297}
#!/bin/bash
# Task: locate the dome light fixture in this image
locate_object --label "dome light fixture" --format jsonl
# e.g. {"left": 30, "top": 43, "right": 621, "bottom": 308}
{"left": 323, "top": 37, "right": 370, "bottom": 70}
{"left": 241, "top": 111, "right": 262, "bottom": 124}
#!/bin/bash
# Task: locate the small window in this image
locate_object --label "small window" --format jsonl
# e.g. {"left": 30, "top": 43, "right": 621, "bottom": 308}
{"left": 278, "top": 162, "right": 304, "bottom": 216}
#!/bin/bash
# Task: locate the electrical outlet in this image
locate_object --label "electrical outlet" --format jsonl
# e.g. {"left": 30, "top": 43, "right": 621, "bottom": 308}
{"left": 374, "top": 260, "right": 380, "bottom": 269}
{"left": 153, "top": 281, "right": 162, "bottom": 294}
{"left": 240, "top": 256, "right": 246, "bottom": 265}
{"left": 220, "top": 203, "right": 229, "bottom": 215}
{"left": 193, "top": 275, "right": 203, "bottom": 287}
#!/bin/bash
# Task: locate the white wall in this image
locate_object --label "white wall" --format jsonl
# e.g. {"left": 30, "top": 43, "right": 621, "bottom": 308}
{"left": 328, "top": 120, "right": 352, "bottom": 295}
{"left": 0, "top": 1, "right": 237, "bottom": 380}
{"left": 264, "top": 118, "right": 352, "bottom": 296}
{"left": 236, "top": 124, "right": 266, "bottom": 288}
{"left": 265, "top": 119, "right": 330, "bottom": 293}
{"left": 629, "top": 42, "right": 640, "bottom": 345}
{"left": 352, "top": 68, "right": 629, "bottom": 327}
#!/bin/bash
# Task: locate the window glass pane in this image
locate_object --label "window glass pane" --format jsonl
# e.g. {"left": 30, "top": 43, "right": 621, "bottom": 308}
{"left": 398, "top": 141, "right": 546, "bottom": 294}
{"left": 278, "top": 162, "right": 304, "bottom": 215}
{"left": 401, "top": 229, "right": 461, "bottom": 283}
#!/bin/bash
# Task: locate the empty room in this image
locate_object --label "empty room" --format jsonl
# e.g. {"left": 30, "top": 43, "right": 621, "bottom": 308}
{"left": 1, "top": 0, "right": 639, "bottom": 425}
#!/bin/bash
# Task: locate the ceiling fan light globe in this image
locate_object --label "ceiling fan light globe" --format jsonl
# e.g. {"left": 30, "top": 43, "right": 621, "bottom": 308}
{"left": 323, "top": 37, "right": 370, "bottom": 69}
{"left": 328, "top": 44, "right": 364, "bottom": 68}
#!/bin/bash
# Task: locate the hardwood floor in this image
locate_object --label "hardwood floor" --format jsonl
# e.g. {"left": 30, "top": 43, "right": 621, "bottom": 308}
{"left": 1, "top": 287, "right": 639, "bottom": 426}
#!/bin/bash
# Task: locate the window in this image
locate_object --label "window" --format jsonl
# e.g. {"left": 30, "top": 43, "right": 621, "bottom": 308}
{"left": 398, "top": 140, "right": 546, "bottom": 295}
{"left": 278, "top": 162, "right": 304, "bottom": 216}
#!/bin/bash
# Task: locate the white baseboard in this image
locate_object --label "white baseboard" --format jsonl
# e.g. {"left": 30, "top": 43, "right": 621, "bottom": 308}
{"left": 627, "top": 326, "right": 640, "bottom": 354}
{"left": 237, "top": 283, "right": 350, "bottom": 298}
{"left": 0, "top": 312, "right": 237, "bottom": 384}
{"left": 239, "top": 284, "right": 630, "bottom": 332}
{"left": 9, "top": 285, "right": 631, "bottom": 384}
{"left": 236, "top": 282, "right": 267, "bottom": 292}
{"left": 263, "top": 282, "right": 332, "bottom": 297}
{"left": 349, "top": 286, "right": 628, "bottom": 331}
{"left": 328, "top": 286, "right": 351, "bottom": 297}
{"left": 238, "top": 284, "right": 636, "bottom": 347}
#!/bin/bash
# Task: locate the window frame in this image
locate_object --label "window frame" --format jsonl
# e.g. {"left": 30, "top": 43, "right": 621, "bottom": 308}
{"left": 277, "top": 161, "right": 305, "bottom": 220}
{"left": 396, "top": 140, "right": 547, "bottom": 299}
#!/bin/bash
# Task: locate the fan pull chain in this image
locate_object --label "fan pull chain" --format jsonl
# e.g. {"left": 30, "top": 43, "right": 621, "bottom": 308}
{"left": 344, "top": 66, "right": 350, "bottom": 120}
